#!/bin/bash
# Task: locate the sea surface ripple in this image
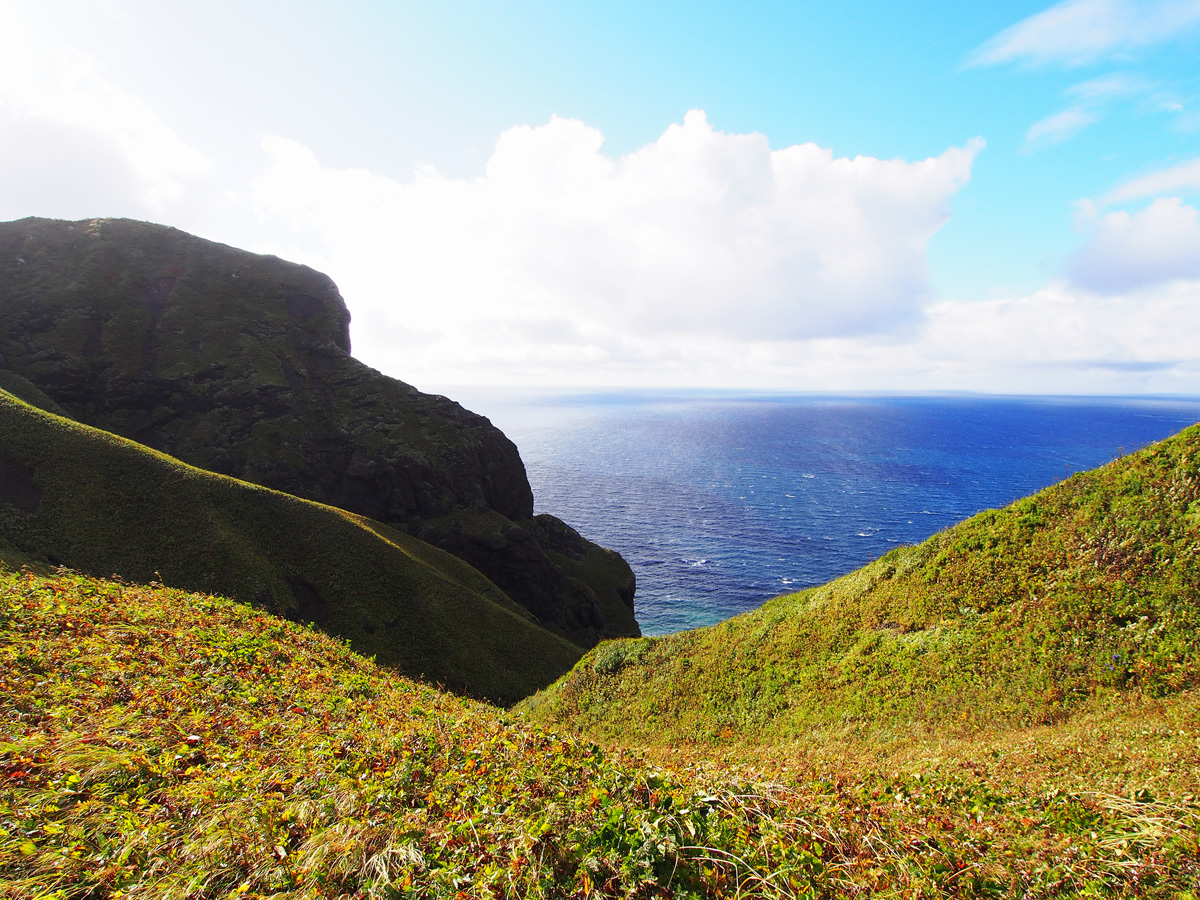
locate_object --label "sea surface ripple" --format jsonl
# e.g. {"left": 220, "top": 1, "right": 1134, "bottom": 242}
{"left": 455, "top": 392, "right": 1200, "bottom": 636}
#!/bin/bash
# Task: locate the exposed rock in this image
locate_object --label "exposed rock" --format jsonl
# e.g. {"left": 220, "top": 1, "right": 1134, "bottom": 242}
{"left": 0, "top": 216, "right": 639, "bottom": 645}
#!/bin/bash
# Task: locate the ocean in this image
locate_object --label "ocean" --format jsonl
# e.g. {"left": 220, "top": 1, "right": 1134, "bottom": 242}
{"left": 453, "top": 392, "right": 1200, "bottom": 636}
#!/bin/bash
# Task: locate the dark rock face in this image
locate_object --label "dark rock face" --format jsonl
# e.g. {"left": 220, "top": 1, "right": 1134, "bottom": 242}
{"left": 0, "top": 216, "right": 639, "bottom": 645}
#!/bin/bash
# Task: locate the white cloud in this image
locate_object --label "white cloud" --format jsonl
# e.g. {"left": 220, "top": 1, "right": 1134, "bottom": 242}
{"left": 425, "top": 279, "right": 1200, "bottom": 394}
{"left": 970, "top": 0, "right": 1200, "bottom": 67}
{"left": 921, "top": 281, "right": 1200, "bottom": 374}
{"left": 1065, "top": 72, "right": 1151, "bottom": 100}
{"left": 254, "top": 112, "right": 1200, "bottom": 395}
{"left": 0, "top": 114, "right": 143, "bottom": 217}
{"left": 1023, "top": 108, "right": 1098, "bottom": 152}
{"left": 638, "top": 279, "right": 1200, "bottom": 395}
{"left": 1068, "top": 197, "right": 1200, "bottom": 290}
{"left": 1021, "top": 74, "right": 1162, "bottom": 153}
{"left": 255, "top": 113, "right": 1200, "bottom": 395}
{"left": 251, "top": 112, "right": 982, "bottom": 385}
{"left": 0, "top": 3, "right": 225, "bottom": 225}
{"left": 1101, "top": 157, "right": 1200, "bottom": 203}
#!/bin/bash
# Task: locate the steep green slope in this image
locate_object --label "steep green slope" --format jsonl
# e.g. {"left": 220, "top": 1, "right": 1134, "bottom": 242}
{"left": 0, "top": 216, "right": 637, "bottom": 647}
{"left": 5, "top": 564, "right": 1199, "bottom": 898}
{"left": 0, "top": 388, "right": 582, "bottom": 703}
{"left": 523, "top": 424, "right": 1200, "bottom": 743}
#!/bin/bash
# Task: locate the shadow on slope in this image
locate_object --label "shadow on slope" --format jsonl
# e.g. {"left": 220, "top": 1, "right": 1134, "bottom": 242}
{"left": 0, "top": 388, "right": 581, "bottom": 703}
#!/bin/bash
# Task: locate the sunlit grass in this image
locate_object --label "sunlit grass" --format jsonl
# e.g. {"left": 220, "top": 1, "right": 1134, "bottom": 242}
{"left": 4, "top": 562, "right": 1200, "bottom": 898}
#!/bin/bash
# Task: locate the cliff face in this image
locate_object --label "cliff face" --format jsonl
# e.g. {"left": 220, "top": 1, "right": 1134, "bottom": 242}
{"left": 0, "top": 217, "right": 638, "bottom": 645}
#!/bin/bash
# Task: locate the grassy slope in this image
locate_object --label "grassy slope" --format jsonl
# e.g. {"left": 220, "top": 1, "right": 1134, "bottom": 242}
{"left": 522, "top": 424, "right": 1200, "bottom": 744}
{"left": 0, "top": 388, "right": 582, "bottom": 704}
{"left": 4, "top": 564, "right": 1199, "bottom": 899}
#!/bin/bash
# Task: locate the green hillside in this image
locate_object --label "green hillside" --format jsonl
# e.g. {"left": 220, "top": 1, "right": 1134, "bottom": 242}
{"left": 4, "top": 563, "right": 1199, "bottom": 898}
{"left": 0, "top": 388, "right": 582, "bottom": 703}
{"left": 522, "top": 424, "right": 1200, "bottom": 744}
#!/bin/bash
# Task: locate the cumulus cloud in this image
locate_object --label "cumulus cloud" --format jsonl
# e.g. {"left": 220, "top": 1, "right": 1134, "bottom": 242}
{"left": 969, "top": 0, "right": 1200, "bottom": 68}
{"left": 666, "top": 278, "right": 1200, "bottom": 395}
{"left": 256, "top": 115, "right": 1200, "bottom": 394}
{"left": 1069, "top": 197, "right": 1200, "bottom": 291}
{"left": 920, "top": 281, "right": 1200, "bottom": 375}
{"left": 252, "top": 112, "right": 982, "bottom": 381}
{"left": 0, "top": 115, "right": 144, "bottom": 216}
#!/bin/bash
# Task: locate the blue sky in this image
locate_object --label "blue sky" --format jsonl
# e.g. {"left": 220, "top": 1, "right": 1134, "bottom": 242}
{"left": 2, "top": 0, "right": 1200, "bottom": 393}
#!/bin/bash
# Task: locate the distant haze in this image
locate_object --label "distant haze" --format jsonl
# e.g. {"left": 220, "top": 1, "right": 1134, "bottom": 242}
{"left": 3, "top": 0, "right": 1200, "bottom": 393}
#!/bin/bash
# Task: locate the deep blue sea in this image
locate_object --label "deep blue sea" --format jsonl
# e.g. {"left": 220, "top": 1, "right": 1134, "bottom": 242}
{"left": 453, "top": 392, "right": 1200, "bottom": 636}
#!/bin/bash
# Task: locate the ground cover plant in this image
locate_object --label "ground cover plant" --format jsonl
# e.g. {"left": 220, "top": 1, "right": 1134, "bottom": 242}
{"left": 4, "top": 562, "right": 1200, "bottom": 898}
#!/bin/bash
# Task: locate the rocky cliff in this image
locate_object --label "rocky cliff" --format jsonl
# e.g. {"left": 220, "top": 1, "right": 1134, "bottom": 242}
{"left": 0, "top": 217, "right": 638, "bottom": 645}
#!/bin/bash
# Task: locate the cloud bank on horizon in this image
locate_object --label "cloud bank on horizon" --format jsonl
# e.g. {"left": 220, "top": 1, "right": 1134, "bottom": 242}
{"left": 1, "top": 0, "right": 1199, "bottom": 394}
{"left": 252, "top": 116, "right": 981, "bottom": 354}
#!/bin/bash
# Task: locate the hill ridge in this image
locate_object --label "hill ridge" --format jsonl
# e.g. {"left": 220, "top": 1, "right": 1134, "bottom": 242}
{"left": 0, "top": 386, "right": 581, "bottom": 703}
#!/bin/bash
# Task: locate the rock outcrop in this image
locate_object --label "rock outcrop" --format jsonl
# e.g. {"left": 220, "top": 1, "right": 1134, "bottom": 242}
{"left": 0, "top": 217, "right": 638, "bottom": 645}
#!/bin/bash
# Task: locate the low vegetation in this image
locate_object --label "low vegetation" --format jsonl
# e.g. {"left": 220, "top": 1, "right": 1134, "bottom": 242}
{"left": 4, "top": 563, "right": 1200, "bottom": 898}
{"left": 0, "top": 388, "right": 581, "bottom": 703}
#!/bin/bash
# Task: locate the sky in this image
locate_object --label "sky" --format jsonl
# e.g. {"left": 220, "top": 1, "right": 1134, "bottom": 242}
{"left": 2, "top": 0, "right": 1200, "bottom": 395}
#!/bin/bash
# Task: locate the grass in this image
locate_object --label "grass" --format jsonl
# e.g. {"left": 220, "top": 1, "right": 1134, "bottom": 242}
{"left": 521, "top": 423, "right": 1200, "bottom": 745}
{"left": 0, "top": 388, "right": 583, "bottom": 704}
{"left": 4, "top": 562, "right": 1200, "bottom": 898}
